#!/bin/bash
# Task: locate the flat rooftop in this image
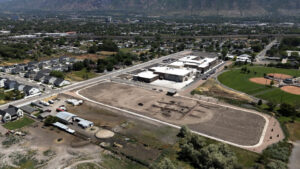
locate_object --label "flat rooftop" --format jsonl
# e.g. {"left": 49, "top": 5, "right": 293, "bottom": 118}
{"left": 135, "top": 71, "right": 159, "bottom": 79}
{"left": 150, "top": 67, "right": 193, "bottom": 76}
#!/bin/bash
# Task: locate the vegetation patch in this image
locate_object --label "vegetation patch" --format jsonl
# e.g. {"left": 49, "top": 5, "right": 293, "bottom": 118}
{"left": 218, "top": 66, "right": 300, "bottom": 105}
{"left": 2, "top": 135, "right": 22, "bottom": 148}
{"left": 65, "top": 68, "right": 98, "bottom": 81}
{"left": 101, "top": 154, "right": 147, "bottom": 169}
{"left": 286, "top": 122, "right": 300, "bottom": 141}
{"left": 3, "top": 117, "right": 35, "bottom": 130}
{"left": 75, "top": 162, "right": 100, "bottom": 169}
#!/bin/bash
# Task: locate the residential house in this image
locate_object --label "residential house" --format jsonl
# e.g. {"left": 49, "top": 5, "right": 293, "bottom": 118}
{"left": 24, "top": 71, "right": 36, "bottom": 79}
{"left": 0, "top": 78, "right": 7, "bottom": 88}
{"left": 20, "top": 105, "right": 37, "bottom": 114}
{"left": 44, "top": 76, "right": 57, "bottom": 85}
{"left": 23, "top": 86, "right": 40, "bottom": 96}
{"left": 14, "top": 84, "right": 25, "bottom": 92}
{"left": 4, "top": 80, "right": 18, "bottom": 89}
{"left": 0, "top": 105, "right": 24, "bottom": 123}
{"left": 34, "top": 73, "right": 46, "bottom": 82}
{"left": 54, "top": 78, "right": 70, "bottom": 87}
{"left": 3, "top": 66, "right": 13, "bottom": 73}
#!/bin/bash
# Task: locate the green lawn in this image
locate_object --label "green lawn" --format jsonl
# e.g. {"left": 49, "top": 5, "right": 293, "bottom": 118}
{"left": 3, "top": 117, "right": 35, "bottom": 130}
{"left": 218, "top": 66, "right": 300, "bottom": 105}
{"left": 65, "top": 68, "right": 98, "bottom": 81}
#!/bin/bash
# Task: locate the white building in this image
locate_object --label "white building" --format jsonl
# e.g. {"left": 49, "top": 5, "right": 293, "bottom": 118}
{"left": 56, "top": 111, "right": 77, "bottom": 124}
{"left": 149, "top": 67, "right": 194, "bottom": 82}
{"left": 133, "top": 71, "right": 159, "bottom": 83}
{"left": 0, "top": 105, "right": 24, "bottom": 123}
{"left": 177, "top": 55, "right": 218, "bottom": 73}
{"left": 236, "top": 54, "right": 252, "bottom": 63}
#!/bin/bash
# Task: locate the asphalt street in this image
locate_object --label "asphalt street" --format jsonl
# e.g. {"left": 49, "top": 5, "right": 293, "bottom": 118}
{"left": 0, "top": 50, "right": 192, "bottom": 109}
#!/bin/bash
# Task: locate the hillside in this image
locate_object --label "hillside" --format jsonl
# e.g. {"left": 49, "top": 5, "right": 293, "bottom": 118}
{"left": 0, "top": 0, "right": 299, "bottom": 17}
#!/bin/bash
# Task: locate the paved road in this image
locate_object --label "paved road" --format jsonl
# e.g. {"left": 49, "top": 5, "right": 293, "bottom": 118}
{"left": 0, "top": 50, "right": 192, "bottom": 109}
{"left": 289, "top": 141, "right": 300, "bottom": 169}
{"left": 255, "top": 40, "right": 277, "bottom": 63}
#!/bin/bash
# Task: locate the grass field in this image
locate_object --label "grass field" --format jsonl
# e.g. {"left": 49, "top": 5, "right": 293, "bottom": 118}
{"left": 101, "top": 154, "right": 147, "bottom": 169}
{"left": 218, "top": 66, "right": 300, "bottom": 105}
{"left": 65, "top": 68, "right": 98, "bottom": 81}
{"left": 286, "top": 122, "right": 300, "bottom": 141}
{"left": 3, "top": 117, "right": 35, "bottom": 130}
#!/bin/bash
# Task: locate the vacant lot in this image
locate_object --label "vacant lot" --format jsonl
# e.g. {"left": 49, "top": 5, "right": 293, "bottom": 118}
{"left": 193, "top": 79, "right": 254, "bottom": 102}
{"left": 3, "top": 117, "right": 35, "bottom": 130}
{"left": 218, "top": 66, "right": 300, "bottom": 105}
{"left": 65, "top": 68, "right": 98, "bottom": 81}
{"left": 79, "top": 82, "right": 266, "bottom": 146}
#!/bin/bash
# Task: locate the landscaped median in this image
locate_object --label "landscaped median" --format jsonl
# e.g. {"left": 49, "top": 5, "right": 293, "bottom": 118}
{"left": 3, "top": 117, "right": 35, "bottom": 130}
{"left": 217, "top": 66, "right": 300, "bottom": 105}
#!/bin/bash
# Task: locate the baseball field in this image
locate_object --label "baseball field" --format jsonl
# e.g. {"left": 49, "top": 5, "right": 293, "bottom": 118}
{"left": 218, "top": 66, "right": 300, "bottom": 105}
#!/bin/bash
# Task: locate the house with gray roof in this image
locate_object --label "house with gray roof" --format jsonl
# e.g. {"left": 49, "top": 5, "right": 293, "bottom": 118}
{"left": 0, "top": 105, "right": 24, "bottom": 123}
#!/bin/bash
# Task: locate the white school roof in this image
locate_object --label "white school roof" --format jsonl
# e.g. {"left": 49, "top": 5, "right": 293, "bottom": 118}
{"left": 135, "top": 71, "right": 158, "bottom": 79}
{"left": 179, "top": 55, "right": 198, "bottom": 61}
{"left": 151, "top": 67, "right": 193, "bottom": 76}
{"left": 169, "top": 61, "right": 185, "bottom": 67}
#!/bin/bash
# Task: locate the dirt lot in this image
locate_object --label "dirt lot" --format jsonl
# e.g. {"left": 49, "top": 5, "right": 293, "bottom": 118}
{"left": 267, "top": 73, "right": 293, "bottom": 79}
{"left": 78, "top": 82, "right": 266, "bottom": 146}
{"left": 66, "top": 100, "right": 178, "bottom": 164}
{"left": 249, "top": 77, "right": 277, "bottom": 85}
{"left": 281, "top": 86, "right": 300, "bottom": 95}
{"left": 194, "top": 79, "right": 254, "bottom": 102}
{"left": 0, "top": 121, "right": 104, "bottom": 169}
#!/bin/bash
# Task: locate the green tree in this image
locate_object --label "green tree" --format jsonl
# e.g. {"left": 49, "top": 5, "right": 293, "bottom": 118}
{"left": 151, "top": 158, "right": 176, "bottom": 169}
{"left": 177, "top": 126, "right": 190, "bottom": 138}
{"left": 278, "top": 103, "right": 297, "bottom": 117}
{"left": 44, "top": 116, "right": 59, "bottom": 126}
{"left": 50, "top": 71, "right": 65, "bottom": 79}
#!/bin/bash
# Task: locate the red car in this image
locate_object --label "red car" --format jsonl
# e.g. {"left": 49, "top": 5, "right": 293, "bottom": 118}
{"left": 56, "top": 108, "right": 64, "bottom": 112}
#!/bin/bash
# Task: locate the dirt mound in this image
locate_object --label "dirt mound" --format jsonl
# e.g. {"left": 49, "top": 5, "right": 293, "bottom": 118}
{"left": 249, "top": 77, "right": 276, "bottom": 85}
{"left": 95, "top": 129, "right": 115, "bottom": 139}
{"left": 267, "top": 73, "right": 292, "bottom": 79}
{"left": 281, "top": 86, "right": 300, "bottom": 95}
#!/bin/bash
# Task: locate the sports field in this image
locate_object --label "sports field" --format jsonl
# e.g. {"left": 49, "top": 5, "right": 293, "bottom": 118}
{"left": 218, "top": 66, "right": 300, "bottom": 105}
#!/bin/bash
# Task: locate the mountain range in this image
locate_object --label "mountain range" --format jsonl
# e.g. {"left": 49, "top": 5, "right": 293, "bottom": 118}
{"left": 0, "top": 0, "right": 299, "bottom": 17}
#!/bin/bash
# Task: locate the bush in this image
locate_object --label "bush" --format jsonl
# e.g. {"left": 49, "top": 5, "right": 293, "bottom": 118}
{"left": 278, "top": 103, "right": 298, "bottom": 117}
{"left": 150, "top": 158, "right": 176, "bottom": 169}
{"left": 266, "top": 160, "right": 287, "bottom": 169}
{"left": 177, "top": 126, "right": 238, "bottom": 169}
{"left": 44, "top": 116, "right": 59, "bottom": 126}
{"left": 50, "top": 70, "right": 65, "bottom": 79}
{"left": 257, "top": 100, "right": 263, "bottom": 106}
{"left": 262, "top": 142, "right": 291, "bottom": 163}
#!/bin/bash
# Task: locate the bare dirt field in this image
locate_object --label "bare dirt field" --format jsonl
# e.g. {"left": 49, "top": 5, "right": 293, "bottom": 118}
{"left": 0, "top": 121, "right": 104, "bottom": 169}
{"left": 281, "top": 86, "right": 300, "bottom": 95}
{"left": 249, "top": 77, "right": 276, "bottom": 85}
{"left": 74, "top": 54, "right": 107, "bottom": 61}
{"left": 194, "top": 79, "right": 254, "bottom": 102}
{"left": 267, "top": 73, "right": 293, "bottom": 79}
{"left": 78, "top": 82, "right": 266, "bottom": 146}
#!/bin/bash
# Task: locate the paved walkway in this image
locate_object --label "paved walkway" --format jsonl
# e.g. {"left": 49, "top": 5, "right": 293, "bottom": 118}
{"left": 289, "top": 141, "right": 300, "bottom": 169}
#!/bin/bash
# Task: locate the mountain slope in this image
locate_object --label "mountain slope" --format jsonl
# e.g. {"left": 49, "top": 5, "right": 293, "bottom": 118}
{"left": 1, "top": 0, "right": 299, "bottom": 17}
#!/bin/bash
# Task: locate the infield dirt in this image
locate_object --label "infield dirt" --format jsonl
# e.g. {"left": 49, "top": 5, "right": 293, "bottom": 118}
{"left": 281, "top": 86, "right": 300, "bottom": 95}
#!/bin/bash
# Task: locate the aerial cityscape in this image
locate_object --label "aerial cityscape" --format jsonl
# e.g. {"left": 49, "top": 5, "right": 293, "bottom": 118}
{"left": 0, "top": 0, "right": 299, "bottom": 169}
